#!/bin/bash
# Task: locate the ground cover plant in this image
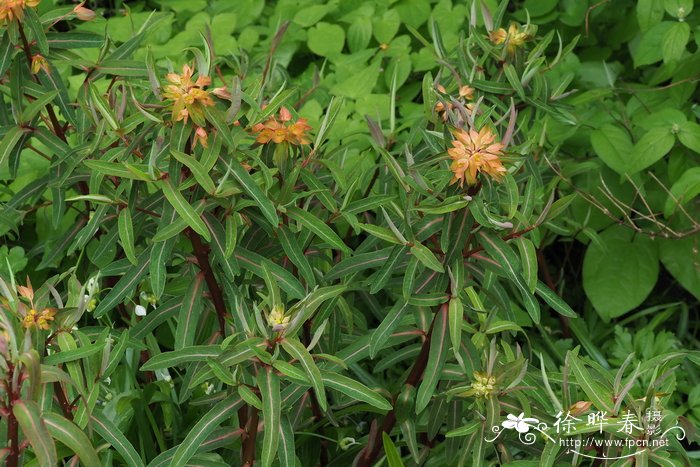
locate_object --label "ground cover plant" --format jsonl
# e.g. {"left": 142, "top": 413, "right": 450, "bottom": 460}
{"left": 0, "top": 0, "right": 699, "bottom": 465}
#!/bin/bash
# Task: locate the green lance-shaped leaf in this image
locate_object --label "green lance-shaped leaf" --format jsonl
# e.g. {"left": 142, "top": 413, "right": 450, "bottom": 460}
{"left": 20, "top": 90, "right": 59, "bottom": 123}
{"left": 43, "top": 412, "right": 101, "bottom": 466}
{"left": 0, "top": 126, "right": 25, "bottom": 166}
{"left": 478, "top": 232, "right": 540, "bottom": 323}
{"left": 286, "top": 206, "right": 351, "bottom": 254}
{"left": 141, "top": 345, "right": 221, "bottom": 371}
{"left": 91, "top": 413, "right": 144, "bottom": 467}
{"left": 324, "top": 247, "right": 394, "bottom": 281}
{"left": 118, "top": 207, "right": 137, "bottom": 265}
{"left": 410, "top": 242, "right": 444, "bottom": 273}
{"left": 281, "top": 338, "right": 326, "bottom": 411}
{"left": 383, "top": 432, "right": 406, "bottom": 467}
{"left": 535, "top": 282, "right": 577, "bottom": 318}
{"left": 160, "top": 178, "right": 210, "bottom": 241}
{"left": 277, "top": 225, "right": 316, "bottom": 288}
{"left": 258, "top": 367, "right": 281, "bottom": 467}
{"left": 224, "top": 159, "right": 279, "bottom": 226}
{"left": 175, "top": 273, "right": 205, "bottom": 349}
{"left": 321, "top": 371, "right": 392, "bottom": 410}
{"left": 235, "top": 247, "right": 305, "bottom": 299}
{"left": 13, "top": 401, "right": 57, "bottom": 467}
{"left": 278, "top": 417, "right": 296, "bottom": 467}
{"left": 515, "top": 237, "right": 537, "bottom": 293}
{"left": 93, "top": 248, "right": 151, "bottom": 318}
{"left": 448, "top": 296, "right": 463, "bottom": 360}
{"left": 170, "top": 150, "right": 216, "bottom": 194}
{"left": 566, "top": 349, "right": 615, "bottom": 414}
{"left": 370, "top": 300, "right": 410, "bottom": 359}
{"left": 170, "top": 394, "right": 244, "bottom": 467}
{"left": 416, "top": 304, "right": 449, "bottom": 413}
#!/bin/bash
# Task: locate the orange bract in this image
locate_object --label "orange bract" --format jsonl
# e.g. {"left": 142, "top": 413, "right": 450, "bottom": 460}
{"left": 22, "top": 308, "right": 56, "bottom": 330}
{"left": 448, "top": 127, "right": 506, "bottom": 186}
{"left": 489, "top": 23, "right": 530, "bottom": 54}
{"left": 251, "top": 107, "right": 312, "bottom": 146}
{"left": 0, "top": 0, "right": 40, "bottom": 25}
{"left": 162, "top": 64, "right": 215, "bottom": 126}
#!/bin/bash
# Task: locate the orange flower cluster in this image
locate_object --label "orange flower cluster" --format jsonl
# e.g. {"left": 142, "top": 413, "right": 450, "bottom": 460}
{"left": 448, "top": 127, "right": 506, "bottom": 186}
{"left": 23, "top": 308, "right": 56, "bottom": 330}
{"left": 17, "top": 281, "right": 56, "bottom": 330}
{"left": 163, "top": 64, "right": 215, "bottom": 126}
{"left": 0, "top": 0, "right": 40, "bottom": 25}
{"left": 435, "top": 84, "right": 475, "bottom": 121}
{"left": 251, "top": 107, "right": 312, "bottom": 145}
{"left": 489, "top": 23, "right": 531, "bottom": 54}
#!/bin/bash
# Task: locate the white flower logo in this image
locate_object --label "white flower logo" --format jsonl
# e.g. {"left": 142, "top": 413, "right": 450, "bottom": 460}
{"left": 502, "top": 413, "right": 539, "bottom": 433}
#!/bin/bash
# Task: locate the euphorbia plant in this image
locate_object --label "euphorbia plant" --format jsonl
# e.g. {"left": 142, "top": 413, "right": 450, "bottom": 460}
{"left": 0, "top": 0, "right": 697, "bottom": 466}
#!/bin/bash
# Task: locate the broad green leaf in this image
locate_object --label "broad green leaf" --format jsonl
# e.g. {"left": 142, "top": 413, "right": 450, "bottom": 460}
{"left": 281, "top": 338, "right": 326, "bottom": 411}
{"left": 660, "top": 236, "right": 700, "bottom": 300}
{"left": 13, "top": 401, "right": 57, "bottom": 467}
{"left": 629, "top": 127, "right": 675, "bottom": 173}
{"left": 583, "top": 226, "right": 659, "bottom": 320}
{"left": 590, "top": 124, "right": 632, "bottom": 175}
{"left": 307, "top": 22, "right": 345, "bottom": 56}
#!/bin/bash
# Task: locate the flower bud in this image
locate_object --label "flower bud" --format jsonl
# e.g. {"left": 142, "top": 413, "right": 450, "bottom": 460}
{"left": 73, "top": 4, "right": 96, "bottom": 21}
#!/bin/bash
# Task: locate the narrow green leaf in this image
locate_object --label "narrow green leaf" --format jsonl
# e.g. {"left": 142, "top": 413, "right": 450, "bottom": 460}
{"left": 410, "top": 242, "right": 444, "bottom": 273}
{"left": 91, "top": 413, "right": 144, "bottom": 467}
{"left": 416, "top": 304, "right": 449, "bottom": 413}
{"left": 175, "top": 274, "right": 205, "bottom": 349}
{"left": 566, "top": 350, "right": 614, "bottom": 413}
{"left": 94, "top": 248, "right": 151, "bottom": 318}
{"left": 160, "top": 178, "right": 210, "bottom": 241}
{"left": 225, "top": 160, "right": 279, "bottom": 226}
{"left": 278, "top": 225, "right": 316, "bottom": 287}
{"left": 235, "top": 247, "right": 305, "bottom": 299}
{"left": 383, "top": 433, "right": 406, "bottom": 467}
{"left": 44, "top": 413, "right": 101, "bottom": 466}
{"left": 448, "top": 297, "right": 462, "bottom": 360}
{"left": 535, "top": 282, "right": 577, "bottom": 318}
{"left": 321, "top": 371, "right": 392, "bottom": 410}
{"left": 118, "top": 208, "right": 137, "bottom": 265}
{"left": 258, "top": 367, "right": 281, "bottom": 467}
{"left": 370, "top": 300, "right": 410, "bottom": 358}
{"left": 281, "top": 338, "right": 326, "bottom": 411}
{"left": 0, "top": 126, "right": 25, "bottom": 166}
{"left": 170, "top": 394, "right": 243, "bottom": 467}
{"left": 286, "top": 206, "right": 351, "bottom": 254}
{"left": 171, "top": 150, "right": 216, "bottom": 194}
{"left": 20, "top": 90, "right": 59, "bottom": 123}
{"left": 141, "top": 345, "right": 221, "bottom": 371}
{"left": 13, "top": 401, "right": 57, "bottom": 467}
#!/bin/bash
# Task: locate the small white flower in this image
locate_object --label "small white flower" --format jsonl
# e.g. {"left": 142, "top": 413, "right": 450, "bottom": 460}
{"left": 135, "top": 305, "right": 147, "bottom": 317}
{"left": 104, "top": 377, "right": 111, "bottom": 385}
{"left": 502, "top": 413, "right": 539, "bottom": 433}
{"left": 204, "top": 383, "right": 215, "bottom": 395}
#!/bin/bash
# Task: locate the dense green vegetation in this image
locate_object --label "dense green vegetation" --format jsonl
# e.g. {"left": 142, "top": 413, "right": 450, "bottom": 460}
{"left": 0, "top": 0, "right": 698, "bottom": 465}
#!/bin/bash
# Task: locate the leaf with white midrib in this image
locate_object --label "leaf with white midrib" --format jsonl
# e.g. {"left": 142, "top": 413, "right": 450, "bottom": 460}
{"left": 92, "top": 413, "right": 144, "bottom": 467}
{"left": 169, "top": 394, "right": 243, "bottom": 467}
{"left": 258, "top": 368, "right": 281, "bottom": 467}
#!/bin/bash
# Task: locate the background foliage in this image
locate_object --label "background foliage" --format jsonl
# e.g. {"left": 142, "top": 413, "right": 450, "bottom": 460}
{"left": 0, "top": 0, "right": 699, "bottom": 466}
